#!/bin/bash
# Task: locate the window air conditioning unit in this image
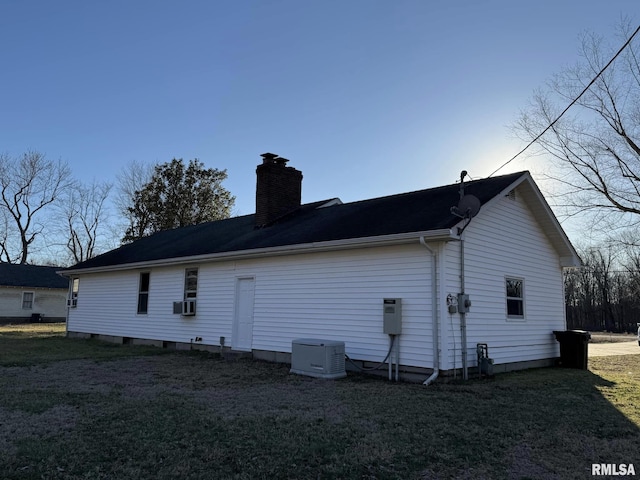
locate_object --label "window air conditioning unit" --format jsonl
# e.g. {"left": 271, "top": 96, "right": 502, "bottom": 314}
{"left": 66, "top": 298, "right": 77, "bottom": 308}
{"left": 290, "top": 339, "right": 346, "bottom": 379}
{"left": 181, "top": 299, "right": 196, "bottom": 316}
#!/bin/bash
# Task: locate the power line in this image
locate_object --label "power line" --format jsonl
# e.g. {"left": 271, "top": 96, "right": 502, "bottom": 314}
{"left": 488, "top": 24, "right": 640, "bottom": 178}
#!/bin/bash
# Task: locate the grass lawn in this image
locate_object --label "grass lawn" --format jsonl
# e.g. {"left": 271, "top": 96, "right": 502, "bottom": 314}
{"left": 1, "top": 324, "right": 639, "bottom": 479}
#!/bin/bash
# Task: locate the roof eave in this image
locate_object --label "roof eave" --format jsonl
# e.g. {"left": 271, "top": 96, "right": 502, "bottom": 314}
{"left": 0, "top": 284, "right": 68, "bottom": 290}
{"left": 59, "top": 228, "right": 456, "bottom": 275}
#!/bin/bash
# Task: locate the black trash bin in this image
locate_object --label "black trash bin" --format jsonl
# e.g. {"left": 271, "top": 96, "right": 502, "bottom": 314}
{"left": 553, "top": 330, "right": 591, "bottom": 369}
{"left": 30, "top": 313, "right": 43, "bottom": 323}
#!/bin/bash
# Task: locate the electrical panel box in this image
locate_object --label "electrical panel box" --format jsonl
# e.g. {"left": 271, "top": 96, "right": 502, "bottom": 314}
{"left": 383, "top": 298, "right": 402, "bottom": 334}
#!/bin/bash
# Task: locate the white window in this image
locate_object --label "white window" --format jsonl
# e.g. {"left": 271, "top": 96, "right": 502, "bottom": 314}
{"left": 137, "top": 272, "right": 150, "bottom": 314}
{"left": 506, "top": 277, "right": 524, "bottom": 319}
{"left": 22, "top": 292, "right": 34, "bottom": 309}
{"left": 184, "top": 268, "right": 198, "bottom": 299}
{"left": 68, "top": 278, "right": 79, "bottom": 307}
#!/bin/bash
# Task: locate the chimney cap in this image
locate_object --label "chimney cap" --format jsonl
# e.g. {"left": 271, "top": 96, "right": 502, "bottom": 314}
{"left": 260, "top": 152, "right": 279, "bottom": 164}
{"left": 260, "top": 152, "right": 290, "bottom": 166}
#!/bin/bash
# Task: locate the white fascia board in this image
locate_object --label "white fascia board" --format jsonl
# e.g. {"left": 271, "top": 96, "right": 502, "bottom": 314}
{"left": 559, "top": 256, "right": 582, "bottom": 268}
{"left": 61, "top": 229, "right": 456, "bottom": 275}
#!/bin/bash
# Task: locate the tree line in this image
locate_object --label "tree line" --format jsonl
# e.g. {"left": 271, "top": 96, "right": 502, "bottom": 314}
{"left": 565, "top": 248, "right": 640, "bottom": 333}
{"left": 0, "top": 152, "right": 234, "bottom": 266}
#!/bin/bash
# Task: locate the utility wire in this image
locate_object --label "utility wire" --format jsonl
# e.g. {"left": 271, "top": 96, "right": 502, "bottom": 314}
{"left": 488, "top": 24, "right": 640, "bottom": 178}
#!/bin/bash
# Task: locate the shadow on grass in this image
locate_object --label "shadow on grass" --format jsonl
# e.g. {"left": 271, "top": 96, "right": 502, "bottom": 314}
{"left": 332, "top": 363, "right": 640, "bottom": 479}
{"left": 0, "top": 336, "right": 638, "bottom": 479}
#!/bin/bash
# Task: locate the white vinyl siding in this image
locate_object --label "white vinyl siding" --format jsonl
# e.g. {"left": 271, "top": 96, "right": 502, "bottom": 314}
{"left": 240, "top": 246, "right": 432, "bottom": 367}
{"left": 67, "top": 244, "right": 435, "bottom": 369}
{"left": 442, "top": 184, "right": 565, "bottom": 370}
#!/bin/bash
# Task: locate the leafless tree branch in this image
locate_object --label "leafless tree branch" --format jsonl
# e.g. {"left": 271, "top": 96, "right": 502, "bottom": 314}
{"left": 0, "top": 151, "right": 72, "bottom": 264}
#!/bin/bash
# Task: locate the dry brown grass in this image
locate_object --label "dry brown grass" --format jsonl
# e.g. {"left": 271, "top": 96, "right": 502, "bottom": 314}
{"left": 1, "top": 324, "right": 639, "bottom": 479}
{"left": 590, "top": 332, "right": 637, "bottom": 343}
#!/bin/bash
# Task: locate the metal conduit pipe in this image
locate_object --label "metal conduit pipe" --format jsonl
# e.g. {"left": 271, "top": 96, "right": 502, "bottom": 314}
{"left": 460, "top": 237, "right": 468, "bottom": 381}
{"left": 420, "top": 237, "right": 440, "bottom": 386}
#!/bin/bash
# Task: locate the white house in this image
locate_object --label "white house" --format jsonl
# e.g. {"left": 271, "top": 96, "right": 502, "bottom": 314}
{"left": 60, "top": 153, "right": 580, "bottom": 381}
{"left": 0, "top": 264, "right": 69, "bottom": 323}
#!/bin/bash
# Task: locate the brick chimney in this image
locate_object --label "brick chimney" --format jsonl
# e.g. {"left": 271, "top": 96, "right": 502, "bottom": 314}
{"left": 255, "top": 153, "right": 303, "bottom": 227}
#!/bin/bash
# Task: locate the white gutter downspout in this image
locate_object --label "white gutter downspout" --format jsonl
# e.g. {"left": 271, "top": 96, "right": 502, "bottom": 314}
{"left": 420, "top": 237, "right": 440, "bottom": 386}
{"left": 65, "top": 278, "right": 71, "bottom": 337}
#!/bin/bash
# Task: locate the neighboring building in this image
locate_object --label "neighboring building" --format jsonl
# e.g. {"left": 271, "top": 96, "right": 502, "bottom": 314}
{"left": 61, "top": 153, "right": 580, "bottom": 381}
{"left": 0, "top": 263, "right": 68, "bottom": 323}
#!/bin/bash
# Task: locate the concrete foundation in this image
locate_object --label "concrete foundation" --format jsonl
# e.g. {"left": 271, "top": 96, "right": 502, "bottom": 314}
{"left": 66, "top": 331, "right": 559, "bottom": 383}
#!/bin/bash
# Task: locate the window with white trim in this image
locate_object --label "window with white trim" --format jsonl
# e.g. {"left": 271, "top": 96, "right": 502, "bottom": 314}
{"left": 506, "top": 277, "right": 524, "bottom": 318}
{"left": 184, "top": 268, "right": 198, "bottom": 299}
{"left": 137, "top": 272, "right": 150, "bottom": 314}
{"left": 22, "top": 292, "right": 34, "bottom": 309}
{"left": 68, "top": 278, "right": 79, "bottom": 307}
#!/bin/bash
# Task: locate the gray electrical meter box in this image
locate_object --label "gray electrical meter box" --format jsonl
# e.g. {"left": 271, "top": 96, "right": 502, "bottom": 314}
{"left": 458, "top": 293, "right": 471, "bottom": 313}
{"left": 383, "top": 298, "right": 402, "bottom": 334}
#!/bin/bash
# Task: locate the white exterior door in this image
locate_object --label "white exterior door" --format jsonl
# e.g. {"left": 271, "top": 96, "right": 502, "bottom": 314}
{"left": 233, "top": 277, "right": 255, "bottom": 351}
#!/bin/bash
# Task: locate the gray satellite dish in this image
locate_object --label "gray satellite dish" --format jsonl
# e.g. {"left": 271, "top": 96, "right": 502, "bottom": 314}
{"left": 451, "top": 194, "right": 481, "bottom": 219}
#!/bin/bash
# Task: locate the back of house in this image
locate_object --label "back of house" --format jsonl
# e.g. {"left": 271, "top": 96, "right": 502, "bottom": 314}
{"left": 61, "top": 154, "right": 580, "bottom": 381}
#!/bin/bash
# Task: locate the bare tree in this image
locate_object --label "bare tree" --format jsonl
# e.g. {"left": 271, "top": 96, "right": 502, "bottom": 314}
{"left": 0, "top": 209, "right": 15, "bottom": 263}
{"left": 0, "top": 151, "right": 72, "bottom": 264}
{"left": 516, "top": 20, "right": 640, "bottom": 238}
{"left": 115, "top": 160, "right": 154, "bottom": 243}
{"left": 63, "top": 180, "right": 112, "bottom": 263}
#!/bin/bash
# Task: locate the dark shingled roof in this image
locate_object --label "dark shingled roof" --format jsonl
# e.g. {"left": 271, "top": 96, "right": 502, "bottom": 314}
{"left": 0, "top": 264, "right": 69, "bottom": 289}
{"left": 68, "top": 171, "right": 526, "bottom": 271}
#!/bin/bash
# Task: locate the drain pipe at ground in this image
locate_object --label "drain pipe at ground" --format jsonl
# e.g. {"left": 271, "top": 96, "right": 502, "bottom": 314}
{"left": 420, "top": 237, "right": 440, "bottom": 386}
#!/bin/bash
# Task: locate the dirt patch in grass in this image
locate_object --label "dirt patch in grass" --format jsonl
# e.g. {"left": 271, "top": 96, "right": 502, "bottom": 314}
{"left": 1, "top": 355, "right": 347, "bottom": 422}
{"left": 191, "top": 380, "right": 347, "bottom": 421}
{"left": 40, "top": 357, "right": 172, "bottom": 397}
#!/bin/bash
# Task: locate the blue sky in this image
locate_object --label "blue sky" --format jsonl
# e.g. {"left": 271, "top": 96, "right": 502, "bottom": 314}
{"left": 1, "top": 1, "right": 638, "bottom": 247}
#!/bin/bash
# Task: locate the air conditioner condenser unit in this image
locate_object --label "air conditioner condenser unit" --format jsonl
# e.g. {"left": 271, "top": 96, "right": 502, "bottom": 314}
{"left": 290, "top": 338, "right": 346, "bottom": 379}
